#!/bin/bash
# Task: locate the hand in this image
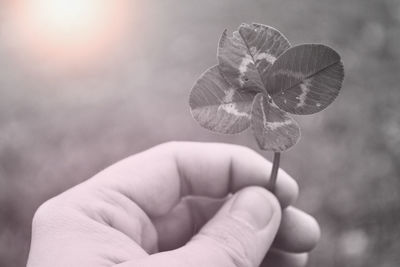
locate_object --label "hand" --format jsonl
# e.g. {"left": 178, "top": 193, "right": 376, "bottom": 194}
{"left": 27, "top": 142, "right": 320, "bottom": 267}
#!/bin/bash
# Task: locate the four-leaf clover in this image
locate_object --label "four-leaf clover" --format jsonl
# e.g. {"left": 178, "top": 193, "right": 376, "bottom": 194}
{"left": 189, "top": 23, "right": 344, "bottom": 153}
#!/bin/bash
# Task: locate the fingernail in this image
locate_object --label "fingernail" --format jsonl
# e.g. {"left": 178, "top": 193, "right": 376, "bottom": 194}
{"left": 229, "top": 188, "right": 274, "bottom": 230}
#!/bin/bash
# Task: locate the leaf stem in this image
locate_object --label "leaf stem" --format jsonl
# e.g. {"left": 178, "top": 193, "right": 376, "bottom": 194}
{"left": 269, "top": 152, "right": 281, "bottom": 192}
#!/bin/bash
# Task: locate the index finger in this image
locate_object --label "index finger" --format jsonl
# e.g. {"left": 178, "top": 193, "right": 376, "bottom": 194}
{"left": 92, "top": 142, "right": 298, "bottom": 217}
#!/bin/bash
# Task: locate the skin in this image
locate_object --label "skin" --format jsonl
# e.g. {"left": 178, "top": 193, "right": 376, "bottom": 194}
{"left": 27, "top": 142, "right": 320, "bottom": 267}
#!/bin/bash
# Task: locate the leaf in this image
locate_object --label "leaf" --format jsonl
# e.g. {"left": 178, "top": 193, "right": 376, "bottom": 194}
{"left": 239, "top": 23, "right": 291, "bottom": 87}
{"left": 218, "top": 23, "right": 290, "bottom": 93}
{"left": 267, "top": 44, "right": 344, "bottom": 115}
{"left": 251, "top": 93, "right": 300, "bottom": 151}
{"left": 189, "top": 66, "right": 256, "bottom": 134}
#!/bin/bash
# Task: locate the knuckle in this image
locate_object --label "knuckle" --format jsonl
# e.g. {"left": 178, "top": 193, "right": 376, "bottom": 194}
{"left": 158, "top": 141, "right": 181, "bottom": 150}
{"left": 230, "top": 145, "right": 269, "bottom": 167}
{"left": 152, "top": 141, "right": 184, "bottom": 157}
{"left": 32, "top": 198, "right": 62, "bottom": 227}
{"left": 224, "top": 240, "right": 253, "bottom": 267}
{"left": 198, "top": 221, "right": 255, "bottom": 267}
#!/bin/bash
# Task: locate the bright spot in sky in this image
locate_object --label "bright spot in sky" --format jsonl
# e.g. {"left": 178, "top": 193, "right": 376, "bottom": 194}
{"left": 34, "top": 0, "right": 100, "bottom": 32}
{"left": 7, "top": 0, "right": 133, "bottom": 68}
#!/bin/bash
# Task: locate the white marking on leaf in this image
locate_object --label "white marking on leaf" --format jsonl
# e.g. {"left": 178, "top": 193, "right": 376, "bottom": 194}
{"left": 238, "top": 54, "right": 253, "bottom": 86}
{"left": 219, "top": 103, "right": 250, "bottom": 117}
{"left": 297, "top": 79, "right": 311, "bottom": 108}
{"left": 266, "top": 120, "right": 294, "bottom": 130}
{"left": 217, "top": 88, "right": 250, "bottom": 117}
{"left": 260, "top": 96, "right": 267, "bottom": 127}
{"left": 223, "top": 88, "right": 235, "bottom": 102}
{"left": 239, "top": 54, "right": 253, "bottom": 74}
{"left": 255, "top": 52, "right": 276, "bottom": 64}
{"left": 258, "top": 96, "right": 294, "bottom": 130}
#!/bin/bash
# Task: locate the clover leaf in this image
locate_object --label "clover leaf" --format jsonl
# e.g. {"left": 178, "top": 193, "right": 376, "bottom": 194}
{"left": 189, "top": 65, "right": 256, "bottom": 134}
{"left": 189, "top": 23, "right": 344, "bottom": 189}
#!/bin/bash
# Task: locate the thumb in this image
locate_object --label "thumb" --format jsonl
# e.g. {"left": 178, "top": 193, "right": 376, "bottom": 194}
{"left": 181, "top": 186, "right": 282, "bottom": 267}
{"left": 117, "top": 187, "right": 281, "bottom": 267}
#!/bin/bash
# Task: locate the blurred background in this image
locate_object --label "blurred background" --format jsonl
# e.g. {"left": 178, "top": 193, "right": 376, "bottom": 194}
{"left": 1, "top": 0, "right": 400, "bottom": 266}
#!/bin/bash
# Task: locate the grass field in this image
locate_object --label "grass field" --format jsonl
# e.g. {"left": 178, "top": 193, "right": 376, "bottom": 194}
{"left": 1, "top": 0, "right": 400, "bottom": 266}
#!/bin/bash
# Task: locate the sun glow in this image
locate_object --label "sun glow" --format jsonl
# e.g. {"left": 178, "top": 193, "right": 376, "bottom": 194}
{"left": 35, "top": 0, "right": 100, "bottom": 32}
{"left": 8, "top": 0, "right": 133, "bottom": 67}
